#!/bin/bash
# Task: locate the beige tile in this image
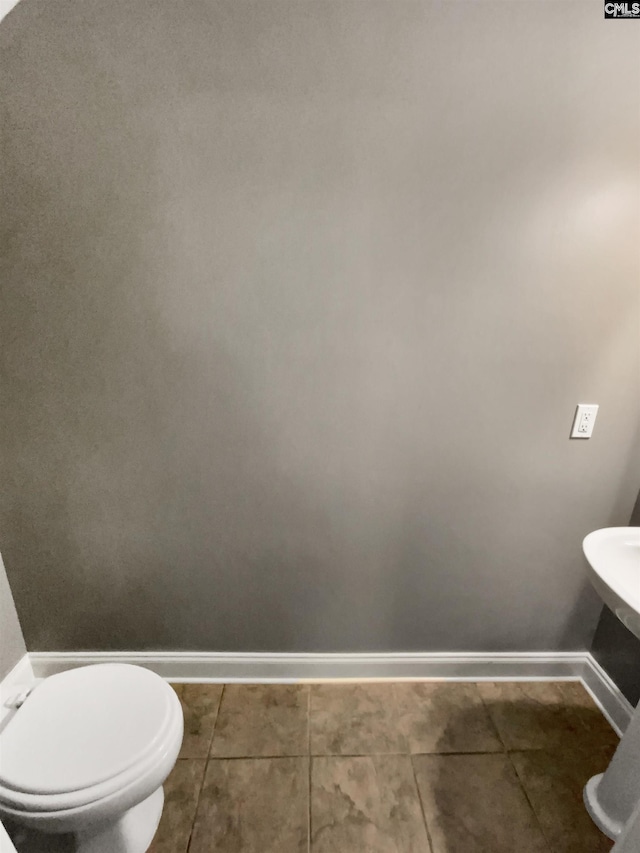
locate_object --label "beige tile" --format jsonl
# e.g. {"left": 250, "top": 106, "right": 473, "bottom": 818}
{"left": 310, "top": 683, "right": 406, "bottom": 755}
{"left": 172, "top": 683, "right": 224, "bottom": 758}
{"left": 148, "top": 759, "right": 206, "bottom": 853}
{"left": 477, "top": 681, "right": 619, "bottom": 752}
{"left": 210, "top": 684, "right": 309, "bottom": 757}
{"left": 394, "top": 682, "right": 503, "bottom": 754}
{"left": 311, "top": 755, "right": 430, "bottom": 853}
{"left": 190, "top": 757, "right": 309, "bottom": 853}
{"left": 511, "top": 748, "right": 614, "bottom": 852}
{"left": 413, "top": 752, "right": 548, "bottom": 852}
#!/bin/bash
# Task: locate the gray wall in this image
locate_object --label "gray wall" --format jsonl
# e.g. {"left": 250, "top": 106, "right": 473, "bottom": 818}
{"left": 0, "top": 553, "right": 26, "bottom": 680}
{"left": 1, "top": 0, "right": 639, "bottom": 653}
{"left": 591, "top": 492, "right": 640, "bottom": 706}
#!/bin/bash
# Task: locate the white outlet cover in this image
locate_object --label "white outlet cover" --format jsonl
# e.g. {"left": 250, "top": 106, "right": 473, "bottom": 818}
{"left": 571, "top": 404, "right": 599, "bottom": 439}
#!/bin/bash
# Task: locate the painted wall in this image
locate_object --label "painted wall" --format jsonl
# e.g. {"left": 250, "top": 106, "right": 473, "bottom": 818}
{"left": 0, "top": 554, "right": 26, "bottom": 680}
{"left": 591, "top": 492, "right": 640, "bottom": 706}
{"left": 0, "top": 0, "right": 638, "bottom": 653}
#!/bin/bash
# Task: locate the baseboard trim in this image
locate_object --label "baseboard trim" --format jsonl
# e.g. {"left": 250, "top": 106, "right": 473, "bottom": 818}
{"left": 581, "top": 654, "right": 635, "bottom": 737}
{"left": 29, "top": 650, "right": 588, "bottom": 682}
{"left": 23, "top": 650, "right": 636, "bottom": 735}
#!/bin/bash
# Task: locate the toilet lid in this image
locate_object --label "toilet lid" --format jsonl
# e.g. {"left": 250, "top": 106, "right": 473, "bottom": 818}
{"left": 0, "top": 664, "right": 175, "bottom": 795}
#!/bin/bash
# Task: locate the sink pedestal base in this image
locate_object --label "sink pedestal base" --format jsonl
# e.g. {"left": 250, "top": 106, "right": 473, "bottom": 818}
{"left": 612, "top": 796, "right": 640, "bottom": 852}
{"left": 584, "top": 699, "right": 640, "bottom": 841}
{"left": 584, "top": 775, "right": 624, "bottom": 838}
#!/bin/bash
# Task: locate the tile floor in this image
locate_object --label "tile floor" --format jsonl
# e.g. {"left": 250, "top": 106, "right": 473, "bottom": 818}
{"left": 147, "top": 680, "right": 619, "bottom": 853}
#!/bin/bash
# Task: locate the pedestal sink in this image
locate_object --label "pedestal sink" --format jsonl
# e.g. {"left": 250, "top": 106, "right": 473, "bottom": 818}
{"left": 582, "top": 527, "right": 640, "bottom": 844}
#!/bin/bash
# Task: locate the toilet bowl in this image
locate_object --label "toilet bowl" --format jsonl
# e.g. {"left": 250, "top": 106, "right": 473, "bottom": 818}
{"left": 0, "top": 664, "right": 183, "bottom": 853}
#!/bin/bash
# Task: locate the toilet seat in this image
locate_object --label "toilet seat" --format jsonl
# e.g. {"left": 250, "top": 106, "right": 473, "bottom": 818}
{"left": 0, "top": 664, "right": 182, "bottom": 813}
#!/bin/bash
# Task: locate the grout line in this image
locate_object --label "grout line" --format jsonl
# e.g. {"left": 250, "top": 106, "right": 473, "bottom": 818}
{"left": 390, "top": 681, "right": 409, "bottom": 754}
{"left": 194, "top": 746, "right": 563, "bottom": 759}
{"left": 506, "top": 751, "right": 553, "bottom": 852}
{"left": 207, "top": 683, "right": 225, "bottom": 755}
{"left": 308, "top": 755, "right": 313, "bottom": 853}
{"left": 185, "top": 758, "right": 208, "bottom": 853}
{"left": 410, "top": 755, "right": 436, "bottom": 853}
{"left": 307, "top": 686, "right": 312, "bottom": 853}
{"left": 474, "top": 682, "right": 508, "bottom": 752}
{"left": 408, "top": 748, "right": 511, "bottom": 757}
{"left": 186, "top": 684, "right": 226, "bottom": 853}
{"left": 206, "top": 752, "right": 310, "bottom": 759}
{"left": 307, "top": 683, "right": 312, "bottom": 756}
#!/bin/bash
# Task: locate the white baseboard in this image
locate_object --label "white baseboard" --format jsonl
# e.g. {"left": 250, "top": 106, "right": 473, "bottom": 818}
{"left": 23, "top": 650, "right": 636, "bottom": 737}
{"left": 29, "top": 649, "right": 588, "bottom": 682}
{"left": 581, "top": 654, "right": 635, "bottom": 737}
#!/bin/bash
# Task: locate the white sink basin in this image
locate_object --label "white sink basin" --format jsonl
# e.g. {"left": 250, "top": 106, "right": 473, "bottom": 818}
{"left": 583, "top": 527, "right": 640, "bottom": 640}
{"left": 582, "top": 526, "right": 640, "bottom": 845}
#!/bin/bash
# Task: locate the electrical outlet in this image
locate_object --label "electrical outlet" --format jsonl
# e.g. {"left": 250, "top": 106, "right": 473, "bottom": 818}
{"left": 571, "top": 404, "right": 599, "bottom": 439}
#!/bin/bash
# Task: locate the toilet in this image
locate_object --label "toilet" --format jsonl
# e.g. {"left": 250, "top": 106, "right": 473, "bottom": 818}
{"left": 0, "top": 664, "right": 183, "bottom": 853}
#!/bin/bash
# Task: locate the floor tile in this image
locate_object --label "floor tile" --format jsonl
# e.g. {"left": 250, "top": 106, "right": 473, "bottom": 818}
{"left": 511, "top": 748, "right": 614, "bottom": 852}
{"left": 190, "top": 757, "right": 309, "bottom": 853}
{"left": 148, "top": 759, "right": 206, "bottom": 853}
{"left": 172, "top": 683, "right": 223, "bottom": 758}
{"left": 310, "top": 683, "right": 406, "bottom": 755}
{"left": 210, "top": 684, "right": 309, "bottom": 757}
{"left": 476, "top": 681, "right": 619, "bottom": 752}
{"left": 413, "top": 752, "right": 549, "bottom": 852}
{"left": 394, "top": 682, "right": 503, "bottom": 754}
{"left": 311, "top": 755, "right": 430, "bottom": 853}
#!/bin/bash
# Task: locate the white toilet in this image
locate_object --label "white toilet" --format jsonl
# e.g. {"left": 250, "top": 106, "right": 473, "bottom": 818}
{"left": 0, "top": 664, "right": 183, "bottom": 853}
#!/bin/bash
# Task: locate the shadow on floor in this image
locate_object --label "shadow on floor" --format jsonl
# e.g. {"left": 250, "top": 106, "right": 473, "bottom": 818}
{"left": 424, "top": 700, "right": 617, "bottom": 853}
